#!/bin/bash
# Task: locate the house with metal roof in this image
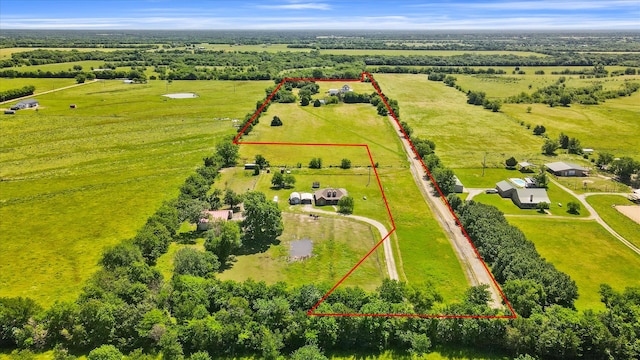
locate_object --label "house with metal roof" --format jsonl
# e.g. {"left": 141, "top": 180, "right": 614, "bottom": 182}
{"left": 545, "top": 161, "right": 588, "bottom": 177}
{"left": 10, "top": 99, "right": 38, "bottom": 110}
{"left": 512, "top": 188, "right": 551, "bottom": 209}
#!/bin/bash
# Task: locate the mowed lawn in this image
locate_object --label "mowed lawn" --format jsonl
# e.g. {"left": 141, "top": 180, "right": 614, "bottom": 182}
{"left": 507, "top": 218, "right": 640, "bottom": 311}
{"left": 236, "top": 94, "right": 468, "bottom": 302}
{"left": 0, "top": 79, "right": 268, "bottom": 305}
{"left": 586, "top": 195, "right": 640, "bottom": 249}
{"left": 219, "top": 213, "right": 386, "bottom": 292}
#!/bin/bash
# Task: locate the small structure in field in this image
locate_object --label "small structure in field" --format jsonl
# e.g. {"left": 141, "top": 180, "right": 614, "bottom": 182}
{"left": 162, "top": 93, "right": 198, "bottom": 99}
{"left": 244, "top": 163, "right": 257, "bottom": 170}
{"left": 289, "top": 192, "right": 301, "bottom": 205}
{"left": 327, "top": 84, "right": 353, "bottom": 96}
{"left": 70, "top": 104, "right": 77, "bottom": 109}
{"left": 290, "top": 239, "right": 313, "bottom": 261}
{"left": 545, "top": 161, "right": 588, "bottom": 177}
{"left": 312, "top": 181, "right": 320, "bottom": 189}
{"left": 197, "top": 210, "right": 233, "bottom": 231}
{"left": 314, "top": 188, "right": 348, "bottom": 206}
{"left": 300, "top": 193, "right": 313, "bottom": 205}
{"left": 4, "top": 110, "right": 16, "bottom": 115}
{"left": 453, "top": 175, "right": 464, "bottom": 193}
{"left": 518, "top": 161, "right": 536, "bottom": 172}
{"left": 10, "top": 99, "right": 38, "bottom": 110}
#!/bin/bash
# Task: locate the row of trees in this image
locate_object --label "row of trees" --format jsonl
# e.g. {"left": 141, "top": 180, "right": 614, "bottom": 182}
{"left": 0, "top": 85, "right": 35, "bottom": 102}
{"left": 507, "top": 78, "right": 640, "bottom": 106}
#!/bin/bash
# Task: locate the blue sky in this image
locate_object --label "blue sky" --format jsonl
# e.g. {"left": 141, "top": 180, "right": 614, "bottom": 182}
{"left": 0, "top": 0, "right": 638, "bottom": 30}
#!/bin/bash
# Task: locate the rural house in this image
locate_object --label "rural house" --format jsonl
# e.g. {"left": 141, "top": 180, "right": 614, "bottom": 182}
{"left": 495, "top": 180, "right": 550, "bottom": 209}
{"left": 545, "top": 161, "right": 588, "bottom": 177}
{"left": 197, "top": 210, "right": 233, "bottom": 231}
{"left": 327, "top": 84, "right": 353, "bottom": 96}
{"left": 10, "top": 99, "right": 38, "bottom": 110}
{"left": 314, "top": 188, "right": 348, "bottom": 206}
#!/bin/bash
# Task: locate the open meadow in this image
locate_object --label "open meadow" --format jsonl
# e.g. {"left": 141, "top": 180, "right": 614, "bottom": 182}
{"left": 507, "top": 218, "right": 640, "bottom": 310}
{"left": 586, "top": 195, "right": 640, "bottom": 249}
{"left": 375, "top": 73, "right": 640, "bottom": 310}
{"left": 0, "top": 79, "right": 268, "bottom": 305}
{"left": 230, "top": 89, "right": 469, "bottom": 302}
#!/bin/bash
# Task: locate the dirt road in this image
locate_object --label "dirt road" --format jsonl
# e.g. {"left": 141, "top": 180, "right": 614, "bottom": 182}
{"left": 300, "top": 205, "right": 399, "bottom": 281}
{"left": 387, "top": 116, "right": 504, "bottom": 308}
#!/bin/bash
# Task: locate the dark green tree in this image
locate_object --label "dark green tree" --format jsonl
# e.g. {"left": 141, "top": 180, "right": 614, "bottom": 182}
{"left": 174, "top": 247, "right": 220, "bottom": 276}
{"left": 271, "top": 172, "right": 284, "bottom": 188}
{"left": 505, "top": 156, "right": 518, "bottom": 169}
{"left": 242, "top": 192, "right": 283, "bottom": 249}
{"left": 432, "top": 167, "right": 456, "bottom": 195}
{"left": 567, "top": 201, "right": 581, "bottom": 215}
{"left": 558, "top": 132, "right": 570, "bottom": 149}
{"left": 87, "top": 345, "right": 122, "bottom": 360}
{"left": 337, "top": 196, "right": 354, "bottom": 215}
{"left": 216, "top": 141, "right": 239, "bottom": 168}
{"left": 270, "top": 116, "right": 282, "bottom": 126}
{"left": 224, "top": 189, "right": 243, "bottom": 211}
{"left": 204, "top": 221, "right": 241, "bottom": 266}
{"left": 340, "top": 158, "right": 352, "bottom": 169}
{"left": 542, "top": 139, "right": 560, "bottom": 155}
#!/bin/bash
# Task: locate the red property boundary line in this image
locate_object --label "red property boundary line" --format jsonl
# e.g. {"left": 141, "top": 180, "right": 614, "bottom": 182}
{"left": 233, "top": 72, "right": 516, "bottom": 319}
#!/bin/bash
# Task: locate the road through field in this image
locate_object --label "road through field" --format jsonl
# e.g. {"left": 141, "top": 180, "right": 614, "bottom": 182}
{"left": 300, "top": 205, "right": 399, "bottom": 281}
{"left": 387, "top": 116, "right": 504, "bottom": 309}
{"left": 0, "top": 79, "right": 99, "bottom": 105}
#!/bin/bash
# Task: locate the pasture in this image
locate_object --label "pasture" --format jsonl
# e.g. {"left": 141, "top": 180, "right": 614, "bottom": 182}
{"left": 0, "top": 79, "right": 268, "bottom": 305}
{"left": 507, "top": 218, "right": 640, "bottom": 311}
{"left": 234, "top": 94, "right": 468, "bottom": 301}
{"left": 0, "top": 78, "right": 77, "bottom": 93}
{"left": 585, "top": 195, "right": 640, "bottom": 249}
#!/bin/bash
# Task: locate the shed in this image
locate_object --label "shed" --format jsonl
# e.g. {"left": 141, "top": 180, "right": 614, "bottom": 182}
{"left": 244, "top": 163, "right": 257, "bottom": 170}
{"left": 518, "top": 161, "right": 536, "bottom": 172}
{"left": 300, "top": 192, "right": 313, "bottom": 205}
{"left": 312, "top": 181, "right": 320, "bottom": 189}
{"left": 4, "top": 110, "right": 15, "bottom": 115}
{"left": 197, "top": 210, "right": 233, "bottom": 231}
{"left": 453, "top": 175, "right": 464, "bottom": 193}
{"left": 545, "top": 161, "right": 588, "bottom": 177}
{"left": 70, "top": 104, "right": 77, "bottom": 109}
{"left": 496, "top": 180, "right": 515, "bottom": 198}
{"left": 289, "top": 192, "right": 301, "bottom": 205}
{"left": 11, "top": 99, "right": 38, "bottom": 110}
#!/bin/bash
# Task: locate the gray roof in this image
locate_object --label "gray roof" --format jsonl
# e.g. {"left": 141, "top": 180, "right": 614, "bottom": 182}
{"left": 289, "top": 192, "right": 300, "bottom": 200}
{"left": 454, "top": 175, "right": 463, "bottom": 186}
{"left": 18, "top": 99, "right": 38, "bottom": 105}
{"left": 496, "top": 180, "right": 515, "bottom": 192}
{"left": 545, "top": 161, "right": 587, "bottom": 172}
{"left": 518, "top": 161, "right": 536, "bottom": 168}
{"left": 300, "top": 192, "right": 313, "bottom": 201}
{"left": 514, "top": 188, "right": 550, "bottom": 205}
{"left": 314, "top": 188, "right": 348, "bottom": 201}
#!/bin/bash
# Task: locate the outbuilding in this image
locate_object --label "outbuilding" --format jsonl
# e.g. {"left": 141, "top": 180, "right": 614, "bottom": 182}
{"left": 545, "top": 161, "right": 588, "bottom": 177}
{"left": 289, "top": 192, "right": 301, "bottom": 205}
{"left": 300, "top": 192, "right": 313, "bottom": 205}
{"left": 10, "top": 99, "right": 38, "bottom": 110}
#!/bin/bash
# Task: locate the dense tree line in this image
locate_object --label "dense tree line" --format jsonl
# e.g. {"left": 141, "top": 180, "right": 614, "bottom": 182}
{"left": 507, "top": 78, "right": 640, "bottom": 106}
{"left": 0, "top": 85, "right": 35, "bottom": 102}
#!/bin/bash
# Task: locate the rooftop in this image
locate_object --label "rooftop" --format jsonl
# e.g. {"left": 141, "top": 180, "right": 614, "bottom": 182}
{"left": 545, "top": 161, "right": 588, "bottom": 172}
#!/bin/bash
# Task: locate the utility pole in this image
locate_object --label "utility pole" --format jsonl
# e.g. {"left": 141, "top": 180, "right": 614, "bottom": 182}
{"left": 482, "top": 152, "right": 487, "bottom": 177}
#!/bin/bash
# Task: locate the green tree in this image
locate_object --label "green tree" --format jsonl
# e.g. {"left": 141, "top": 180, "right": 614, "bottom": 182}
{"left": 242, "top": 192, "right": 283, "bottom": 250}
{"left": 337, "top": 196, "right": 354, "bottom": 215}
{"left": 224, "top": 189, "right": 242, "bottom": 211}
{"left": 283, "top": 173, "right": 296, "bottom": 188}
{"left": 558, "top": 132, "right": 569, "bottom": 149}
{"left": 174, "top": 247, "right": 220, "bottom": 276}
{"left": 271, "top": 172, "right": 285, "bottom": 188}
{"left": 503, "top": 279, "right": 545, "bottom": 317}
{"left": 313, "top": 99, "right": 321, "bottom": 107}
{"left": 216, "top": 141, "right": 239, "bottom": 168}
{"left": 204, "top": 221, "right": 241, "bottom": 266}
{"left": 432, "top": 167, "right": 456, "bottom": 195}
{"left": 290, "top": 345, "right": 328, "bottom": 360}
{"left": 87, "top": 345, "right": 123, "bottom": 360}
{"left": 611, "top": 157, "right": 639, "bottom": 182}
{"left": 309, "top": 157, "right": 322, "bottom": 169}
{"left": 75, "top": 73, "right": 86, "bottom": 84}
{"left": 596, "top": 152, "right": 614, "bottom": 167}
{"left": 533, "top": 125, "right": 546, "bottom": 135}
{"left": 133, "top": 221, "right": 172, "bottom": 265}
{"left": 542, "top": 139, "right": 560, "bottom": 155}
{"left": 340, "top": 158, "right": 352, "bottom": 169}
{"left": 0, "top": 297, "right": 42, "bottom": 348}
{"left": 270, "top": 116, "right": 282, "bottom": 126}
{"left": 376, "top": 102, "right": 388, "bottom": 116}
{"left": 567, "top": 201, "right": 581, "bottom": 215}
{"left": 567, "top": 137, "right": 582, "bottom": 154}
{"left": 537, "top": 201, "right": 550, "bottom": 213}
{"left": 505, "top": 156, "right": 518, "bottom": 169}
{"left": 254, "top": 154, "right": 268, "bottom": 169}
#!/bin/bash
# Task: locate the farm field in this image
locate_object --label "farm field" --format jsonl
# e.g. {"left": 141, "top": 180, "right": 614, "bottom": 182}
{"left": 586, "top": 195, "right": 640, "bottom": 249}
{"left": 507, "top": 218, "right": 640, "bottom": 311}
{"left": 0, "top": 79, "right": 268, "bottom": 305}
{"left": 0, "top": 77, "right": 77, "bottom": 93}
{"left": 232, "top": 90, "right": 469, "bottom": 302}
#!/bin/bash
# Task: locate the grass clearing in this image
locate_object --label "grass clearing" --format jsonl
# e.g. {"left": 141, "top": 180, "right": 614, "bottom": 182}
{"left": 6, "top": 60, "right": 107, "bottom": 73}
{"left": 0, "top": 80, "right": 268, "bottom": 306}
{"left": 233, "top": 90, "right": 468, "bottom": 302}
{"left": 586, "top": 195, "right": 640, "bottom": 249}
{"left": 507, "top": 217, "right": 640, "bottom": 311}
{"left": 0, "top": 78, "right": 77, "bottom": 93}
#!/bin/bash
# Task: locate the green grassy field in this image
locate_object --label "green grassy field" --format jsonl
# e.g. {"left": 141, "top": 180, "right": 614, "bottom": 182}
{"left": 585, "top": 195, "right": 640, "bottom": 249}
{"left": 507, "top": 218, "right": 640, "bottom": 310}
{"left": 0, "top": 79, "right": 268, "bottom": 305}
{"left": 233, "top": 91, "right": 468, "bottom": 302}
{"left": 218, "top": 213, "right": 385, "bottom": 291}
{"left": 0, "top": 47, "right": 135, "bottom": 58}
{"left": 0, "top": 78, "right": 77, "bottom": 93}
{"left": 6, "top": 60, "right": 107, "bottom": 73}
